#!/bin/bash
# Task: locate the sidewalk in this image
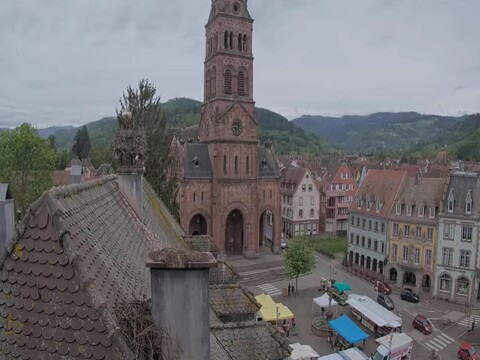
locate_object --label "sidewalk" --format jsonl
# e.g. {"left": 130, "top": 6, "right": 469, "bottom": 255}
{"left": 460, "top": 329, "right": 480, "bottom": 346}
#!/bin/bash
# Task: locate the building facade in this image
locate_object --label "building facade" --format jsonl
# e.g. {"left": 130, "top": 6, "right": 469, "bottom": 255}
{"left": 280, "top": 168, "right": 320, "bottom": 238}
{"left": 386, "top": 176, "right": 446, "bottom": 294}
{"left": 319, "top": 161, "right": 358, "bottom": 234}
{"left": 434, "top": 172, "right": 480, "bottom": 305}
{"left": 348, "top": 170, "right": 407, "bottom": 281}
{"left": 176, "top": 0, "right": 281, "bottom": 257}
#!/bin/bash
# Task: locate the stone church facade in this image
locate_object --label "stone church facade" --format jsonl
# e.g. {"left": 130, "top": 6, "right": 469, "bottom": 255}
{"left": 174, "top": 0, "right": 281, "bottom": 257}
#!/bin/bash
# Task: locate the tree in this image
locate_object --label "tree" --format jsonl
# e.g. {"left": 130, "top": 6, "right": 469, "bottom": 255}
{"left": 72, "top": 125, "right": 91, "bottom": 160}
{"left": 116, "top": 79, "right": 179, "bottom": 218}
{"left": 283, "top": 238, "right": 316, "bottom": 292}
{"left": 47, "top": 135, "right": 56, "bottom": 152}
{"left": 56, "top": 149, "right": 74, "bottom": 170}
{"left": 0, "top": 124, "right": 56, "bottom": 216}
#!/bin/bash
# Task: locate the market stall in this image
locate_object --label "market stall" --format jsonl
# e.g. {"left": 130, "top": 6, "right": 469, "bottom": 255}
{"left": 312, "top": 293, "right": 338, "bottom": 316}
{"left": 328, "top": 315, "right": 368, "bottom": 352}
{"left": 289, "top": 343, "right": 320, "bottom": 360}
{"left": 331, "top": 282, "right": 351, "bottom": 306}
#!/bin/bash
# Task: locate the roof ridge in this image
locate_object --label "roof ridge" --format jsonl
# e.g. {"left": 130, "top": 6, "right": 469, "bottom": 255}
{"left": 50, "top": 174, "right": 118, "bottom": 199}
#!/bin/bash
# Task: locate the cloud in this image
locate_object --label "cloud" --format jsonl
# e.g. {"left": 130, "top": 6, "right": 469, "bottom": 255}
{"left": 0, "top": 0, "right": 479, "bottom": 128}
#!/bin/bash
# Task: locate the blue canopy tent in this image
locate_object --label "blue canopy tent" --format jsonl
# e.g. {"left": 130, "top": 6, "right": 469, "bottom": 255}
{"left": 328, "top": 315, "right": 368, "bottom": 344}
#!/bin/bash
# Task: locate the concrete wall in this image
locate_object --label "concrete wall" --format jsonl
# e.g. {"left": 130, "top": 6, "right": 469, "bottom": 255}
{"left": 151, "top": 268, "right": 211, "bottom": 360}
{"left": 118, "top": 174, "right": 143, "bottom": 220}
{"left": 0, "top": 200, "right": 15, "bottom": 260}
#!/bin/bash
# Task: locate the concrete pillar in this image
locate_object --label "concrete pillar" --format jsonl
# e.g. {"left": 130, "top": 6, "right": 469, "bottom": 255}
{"left": 118, "top": 168, "right": 144, "bottom": 220}
{"left": 147, "top": 248, "right": 217, "bottom": 360}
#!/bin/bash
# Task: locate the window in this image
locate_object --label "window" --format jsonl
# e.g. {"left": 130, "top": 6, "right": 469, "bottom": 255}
{"left": 283, "top": 207, "right": 285, "bottom": 215}
{"left": 356, "top": 235, "right": 359, "bottom": 245}
{"left": 234, "top": 156, "right": 238, "bottom": 174}
{"left": 351, "top": 215, "right": 355, "bottom": 225}
{"left": 457, "top": 277, "right": 470, "bottom": 295}
{"left": 242, "top": 34, "right": 247, "bottom": 52}
{"left": 237, "top": 71, "right": 245, "bottom": 96}
{"left": 447, "top": 189, "right": 455, "bottom": 213}
{"left": 375, "top": 221, "right": 378, "bottom": 232}
{"left": 308, "top": 196, "right": 313, "bottom": 206}
{"left": 308, "top": 184, "right": 313, "bottom": 191}
{"left": 362, "top": 219, "right": 366, "bottom": 229}
{"left": 229, "top": 31, "right": 233, "bottom": 49}
{"left": 302, "top": 184, "right": 306, "bottom": 192}
{"left": 368, "top": 220, "right": 372, "bottom": 230}
{"left": 442, "top": 247, "right": 453, "bottom": 266}
{"left": 393, "top": 223, "right": 399, "bottom": 236}
{"left": 310, "top": 209, "right": 314, "bottom": 217}
{"left": 406, "top": 205, "right": 412, "bottom": 216}
{"left": 211, "top": 66, "right": 216, "bottom": 95}
{"left": 439, "top": 274, "right": 452, "bottom": 292}
{"left": 361, "top": 236, "right": 365, "bottom": 247}
{"left": 404, "top": 225, "right": 410, "bottom": 237}
{"left": 367, "top": 238, "right": 371, "bottom": 249}
{"left": 224, "top": 31, "right": 228, "bottom": 49}
{"left": 376, "top": 202, "right": 381, "bottom": 213}
{"left": 223, "top": 155, "right": 227, "bottom": 174}
{"left": 246, "top": 156, "right": 249, "bottom": 174}
{"left": 299, "top": 209, "right": 303, "bottom": 218}
{"left": 193, "top": 192, "right": 196, "bottom": 202}
{"left": 414, "top": 248, "right": 420, "bottom": 264}
{"left": 392, "top": 244, "right": 398, "bottom": 259}
{"left": 395, "top": 203, "right": 401, "bottom": 215}
{"left": 299, "top": 197, "right": 304, "bottom": 206}
{"left": 350, "top": 233, "right": 354, "bottom": 243}
{"left": 429, "top": 206, "right": 436, "bottom": 218}
{"left": 381, "top": 242, "right": 384, "bottom": 253}
{"left": 427, "top": 228, "right": 433, "bottom": 240}
{"left": 381, "top": 222, "right": 385, "bottom": 233}
{"left": 237, "top": 34, "right": 242, "bottom": 51}
{"left": 418, "top": 206, "right": 424, "bottom": 217}
{"left": 374, "top": 240, "right": 378, "bottom": 252}
{"left": 416, "top": 226, "right": 422, "bottom": 238}
{"left": 466, "top": 190, "right": 472, "bottom": 215}
{"left": 444, "top": 223, "right": 454, "bottom": 239}
{"left": 356, "top": 218, "right": 360, "bottom": 227}
{"left": 357, "top": 198, "right": 362, "bottom": 208}
{"left": 459, "top": 250, "right": 471, "bottom": 268}
{"left": 403, "top": 246, "right": 409, "bottom": 262}
{"left": 462, "top": 225, "right": 473, "bottom": 241}
{"left": 425, "top": 249, "right": 432, "bottom": 264}
{"left": 224, "top": 69, "right": 232, "bottom": 94}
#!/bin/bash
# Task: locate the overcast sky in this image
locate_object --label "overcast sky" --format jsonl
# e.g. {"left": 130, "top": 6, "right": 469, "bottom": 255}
{"left": 1, "top": 0, "right": 479, "bottom": 128}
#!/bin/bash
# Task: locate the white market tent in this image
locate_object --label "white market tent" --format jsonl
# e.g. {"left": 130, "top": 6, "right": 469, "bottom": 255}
{"left": 289, "top": 343, "right": 320, "bottom": 360}
{"left": 312, "top": 294, "right": 338, "bottom": 316}
{"left": 347, "top": 294, "right": 402, "bottom": 328}
{"left": 318, "top": 347, "right": 368, "bottom": 360}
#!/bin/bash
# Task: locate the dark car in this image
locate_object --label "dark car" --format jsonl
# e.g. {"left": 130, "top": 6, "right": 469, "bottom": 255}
{"left": 413, "top": 314, "right": 433, "bottom": 334}
{"left": 374, "top": 281, "right": 392, "bottom": 295}
{"left": 458, "top": 342, "right": 479, "bottom": 360}
{"left": 400, "top": 288, "right": 419, "bottom": 303}
{"left": 377, "top": 293, "right": 395, "bottom": 310}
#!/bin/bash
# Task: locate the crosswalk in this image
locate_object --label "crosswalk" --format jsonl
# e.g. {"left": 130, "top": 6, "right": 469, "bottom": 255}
{"left": 425, "top": 332, "right": 455, "bottom": 352}
{"left": 257, "top": 283, "right": 283, "bottom": 297}
{"left": 459, "top": 314, "right": 480, "bottom": 328}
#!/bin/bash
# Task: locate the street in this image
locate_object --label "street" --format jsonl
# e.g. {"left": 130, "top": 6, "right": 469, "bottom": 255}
{"left": 246, "top": 252, "right": 479, "bottom": 359}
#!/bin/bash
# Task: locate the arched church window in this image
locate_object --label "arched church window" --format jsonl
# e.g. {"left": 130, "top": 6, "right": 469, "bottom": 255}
{"left": 223, "top": 155, "right": 227, "bottom": 174}
{"left": 206, "top": 70, "right": 211, "bottom": 98}
{"left": 224, "top": 69, "right": 232, "bottom": 95}
{"left": 193, "top": 192, "right": 196, "bottom": 202}
{"left": 214, "top": 34, "right": 218, "bottom": 50}
{"left": 237, "top": 71, "right": 245, "bottom": 96}
{"left": 243, "top": 34, "right": 247, "bottom": 52}
{"left": 238, "top": 34, "right": 242, "bottom": 51}
{"left": 224, "top": 31, "right": 228, "bottom": 49}
{"left": 246, "top": 156, "right": 249, "bottom": 174}
{"left": 211, "top": 66, "right": 216, "bottom": 96}
{"left": 229, "top": 31, "right": 233, "bottom": 49}
{"left": 234, "top": 156, "right": 238, "bottom": 174}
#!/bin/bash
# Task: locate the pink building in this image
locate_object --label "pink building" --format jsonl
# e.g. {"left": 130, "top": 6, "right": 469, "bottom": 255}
{"left": 319, "top": 161, "right": 358, "bottom": 234}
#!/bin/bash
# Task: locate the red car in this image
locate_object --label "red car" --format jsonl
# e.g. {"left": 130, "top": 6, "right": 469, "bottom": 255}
{"left": 412, "top": 314, "right": 433, "bottom": 334}
{"left": 458, "top": 342, "right": 479, "bottom": 360}
{"left": 374, "top": 281, "right": 392, "bottom": 295}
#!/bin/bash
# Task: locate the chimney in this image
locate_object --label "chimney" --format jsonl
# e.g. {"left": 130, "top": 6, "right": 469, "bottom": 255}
{"left": 147, "top": 248, "right": 217, "bottom": 360}
{"left": 0, "top": 184, "right": 15, "bottom": 260}
{"left": 113, "top": 121, "right": 146, "bottom": 220}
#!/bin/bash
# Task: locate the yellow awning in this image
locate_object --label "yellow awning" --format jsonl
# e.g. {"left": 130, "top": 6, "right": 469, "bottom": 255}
{"left": 259, "top": 302, "right": 294, "bottom": 322}
{"left": 255, "top": 293, "right": 276, "bottom": 307}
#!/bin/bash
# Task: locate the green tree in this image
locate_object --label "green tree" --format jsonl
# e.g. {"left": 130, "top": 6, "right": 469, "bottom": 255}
{"left": 283, "top": 238, "right": 316, "bottom": 292}
{"left": 0, "top": 124, "right": 56, "bottom": 216}
{"left": 72, "top": 125, "right": 91, "bottom": 160}
{"left": 56, "top": 149, "right": 74, "bottom": 170}
{"left": 47, "top": 135, "right": 56, "bottom": 152}
{"left": 116, "top": 79, "right": 179, "bottom": 218}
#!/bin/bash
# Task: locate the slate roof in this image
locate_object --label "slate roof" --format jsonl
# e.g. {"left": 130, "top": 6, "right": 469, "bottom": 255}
{"left": 209, "top": 284, "right": 260, "bottom": 319}
{"left": 0, "top": 184, "right": 12, "bottom": 201}
{"left": 183, "top": 234, "right": 219, "bottom": 258}
{"left": 258, "top": 146, "right": 280, "bottom": 178}
{"left": 280, "top": 167, "right": 308, "bottom": 195}
{"left": 441, "top": 171, "right": 480, "bottom": 218}
{"left": 352, "top": 170, "right": 407, "bottom": 218}
{"left": 211, "top": 322, "right": 290, "bottom": 360}
{"left": 210, "top": 262, "right": 240, "bottom": 285}
{"left": 183, "top": 143, "right": 213, "bottom": 179}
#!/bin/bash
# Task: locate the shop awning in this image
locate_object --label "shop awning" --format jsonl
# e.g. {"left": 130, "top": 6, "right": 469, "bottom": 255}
{"left": 259, "top": 302, "right": 294, "bottom": 322}
{"left": 313, "top": 293, "right": 338, "bottom": 308}
{"left": 255, "top": 293, "right": 276, "bottom": 307}
{"left": 328, "top": 315, "right": 368, "bottom": 344}
{"left": 333, "top": 282, "right": 351, "bottom": 292}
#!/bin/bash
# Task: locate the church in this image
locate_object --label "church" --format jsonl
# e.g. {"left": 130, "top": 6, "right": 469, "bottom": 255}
{"left": 174, "top": 0, "right": 281, "bottom": 258}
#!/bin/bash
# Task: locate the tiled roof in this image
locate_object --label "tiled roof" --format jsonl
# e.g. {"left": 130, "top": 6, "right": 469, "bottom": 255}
{"left": 211, "top": 321, "right": 290, "bottom": 360}
{"left": 441, "top": 171, "right": 480, "bottom": 218}
{"left": 320, "top": 159, "right": 342, "bottom": 184}
{"left": 210, "top": 262, "right": 240, "bottom": 285}
{"left": 210, "top": 284, "right": 260, "bottom": 319}
{"left": 184, "top": 234, "right": 220, "bottom": 258}
{"left": 352, "top": 170, "right": 407, "bottom": 217}
{"left": 280, "top": 167, "right": 307, "bottom": 195}
{"left": 0, "top": 176, "right": 184, "bottom": 359}
{"left": 53, "top": 170, "right": 71, "bottom": 186}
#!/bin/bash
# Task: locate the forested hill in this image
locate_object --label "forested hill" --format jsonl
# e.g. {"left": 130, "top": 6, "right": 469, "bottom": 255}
{"left": 293, "top": 112, "right": 465, "bottom": 154}
{"left": 46, "top": 97, "right": 340, "bottom": 165}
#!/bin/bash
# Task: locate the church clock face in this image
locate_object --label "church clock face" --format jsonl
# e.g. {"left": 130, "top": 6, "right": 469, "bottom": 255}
{"left": 231, "top": 119, "right": 242, "bottom": 136}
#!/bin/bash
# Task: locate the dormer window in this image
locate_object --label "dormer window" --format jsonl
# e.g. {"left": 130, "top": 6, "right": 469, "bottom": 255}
{"left": 366, "top": 195, "right": 371, "bottom": 210}
{"left": 395, "top": 203, "right": 401, "bottom": 215}
{"left": 358, "top": 198, "right": 362, "bottom": 208}
{"left": 406, "top": 205, "right": 412, "bottom": 216}
{"left": 466, "top": 190, "right": 472, "bottom": 215}
{"left": 375, "top": 202, "right": 381, "bottom": 213}
{"left": 418, "top": 205, "right": 424, "bottom": 217}
{"left": 192, "top": 156, "right": 200, "bottom": 167}
{"left": 447, "top": 189, "right": 455, "bottom": 213}
{"left": 429, "top": 206, "right": 436, "bottom": 218}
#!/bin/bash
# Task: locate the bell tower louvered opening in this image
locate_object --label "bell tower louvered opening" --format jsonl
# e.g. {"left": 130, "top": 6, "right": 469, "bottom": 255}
{"left": 225, "top": 69, "right": 232, "bottom": 95}
{"left": 237, "top": 71, "right": 245, "bottom": 96}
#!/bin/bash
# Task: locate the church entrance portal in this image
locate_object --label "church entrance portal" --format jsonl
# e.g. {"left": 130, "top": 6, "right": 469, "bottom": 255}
{"left": 189, "top": 214, "right": 208, "bottom": 236}
{"left": 259, "top": 210, "right": 274, "bottom": 247}
{"left": 225, "top": 210, "right": 244, "bottom": 255}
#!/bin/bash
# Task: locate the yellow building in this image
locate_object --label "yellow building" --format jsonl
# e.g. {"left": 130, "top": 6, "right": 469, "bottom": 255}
{"left": 386, "top": 176, "right": 447, "bottom": 294}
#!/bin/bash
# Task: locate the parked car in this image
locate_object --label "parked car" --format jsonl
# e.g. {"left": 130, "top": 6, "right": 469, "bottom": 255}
{"left": 458, "top": 342, "right": 479, "bottom": 360}
{"left": 400, "top": 288, "right": 419, "bottom": 303}
{"left": 377, "top": 293, "right": 395, "bottom": 310}
{"left": 281, "top": 236, "right": 288, "bottom": 250}
{"left": 374, "top": 281, "right": 392, "bottom": 295}
{"left": 412, "top": 314, "right": 432, "bottom": 334}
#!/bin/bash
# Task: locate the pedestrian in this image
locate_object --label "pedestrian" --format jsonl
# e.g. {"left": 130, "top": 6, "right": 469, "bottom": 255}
{"left": 292, "top": 317, "right": 296, "bottom": 328}
{"left": 292, "top": 285, "right": 295, "bottom": 294}
{"left": 286, "top": 322, "right": 291, "bottom": 337}
{"left": 282, "top": 320, "right": 287, "bottom": 332}
{"left": 288, "top": 284, "right": 291, "bottom": 295}
{"left": 321, "top": 307, "right": 325, "bottom": 317}
{"left": 472, "top": 320, "right": 475, "bottom": 332}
